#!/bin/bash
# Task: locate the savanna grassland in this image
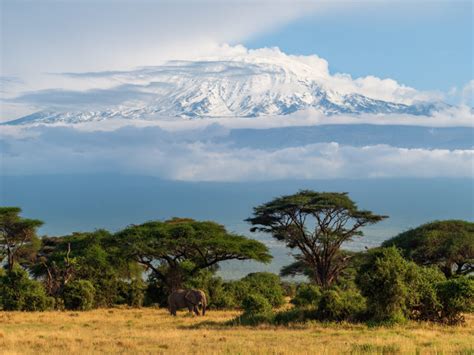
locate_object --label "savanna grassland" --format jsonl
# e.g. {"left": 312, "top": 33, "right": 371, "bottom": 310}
{"left": 0, "top": 308, "right": 473, "bottom": 355}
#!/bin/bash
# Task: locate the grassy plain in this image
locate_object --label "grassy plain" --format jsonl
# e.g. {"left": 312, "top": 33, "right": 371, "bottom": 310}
{"left": 0, "top": 308, "right": 473, "bottom": 354}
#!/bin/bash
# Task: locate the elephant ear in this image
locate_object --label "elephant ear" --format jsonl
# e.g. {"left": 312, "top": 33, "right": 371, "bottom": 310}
{"left": 184, "top": 290, "right": 198, "bottom": 305}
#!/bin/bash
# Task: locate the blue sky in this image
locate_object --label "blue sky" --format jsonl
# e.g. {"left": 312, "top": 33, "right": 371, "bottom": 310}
{"left": 245, "top": 1, "right": 472, "bottom": 92}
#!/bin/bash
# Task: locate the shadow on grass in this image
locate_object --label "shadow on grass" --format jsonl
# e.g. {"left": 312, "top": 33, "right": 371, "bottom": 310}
{"left": 177, "top": 319, "right": 234, "bottom": 330}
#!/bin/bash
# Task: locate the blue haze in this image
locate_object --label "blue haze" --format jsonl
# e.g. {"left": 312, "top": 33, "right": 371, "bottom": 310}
{"left": 1, "top": 175, "right": 473, "bottom": 279}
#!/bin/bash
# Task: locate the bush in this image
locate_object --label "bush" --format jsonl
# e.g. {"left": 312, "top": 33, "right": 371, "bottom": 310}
{"left": 207, "top": 272, "right": 286, "bottom": 310}
{"left": 116, "top": 279, "right": 145, "bottom": 307}
{"left": 406, "top": 266, "right": 445, "bottom": 321}
{"left": 316, "top": 287, "right": 366, "bottom": 322}
{"left": 356, "top": 246, "right": 473, "bottom": 324}
{"left": 291, "top": 284, "right": 321, "bottom": 307}
{"left": 437, "top": 277, "right": 474, "bottom": 324}
{"left": 0, "top": 267, "right": 51, "bottom": 311}
{"left": 236, "top": 293, "right": 274, "bottom": 325}
{"left": 242, "top": 293, "right": 272, "bottom": 315}
{"left": 63, "top": 280, "right": 95, "bottom": 310}
{"left": 356, "top": 247, "right": 413, "bottom": 323}
{"left": 239, "top": 272, "right": 285, "bottom": 308}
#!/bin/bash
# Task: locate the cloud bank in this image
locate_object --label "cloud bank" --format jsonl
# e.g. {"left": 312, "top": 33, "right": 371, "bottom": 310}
{"left": 1, "top": 125, "right": 472, "bottom": 181}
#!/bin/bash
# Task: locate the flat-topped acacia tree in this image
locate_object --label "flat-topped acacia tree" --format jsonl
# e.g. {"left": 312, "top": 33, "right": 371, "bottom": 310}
{"left": 247, "top": 190, "right": 387, "bottom": 288}
{"left": 114, "top": 218, "right": 272, "bottom": 291}
{"left": 382, "top": 220, "right": 474, "bottom": 277}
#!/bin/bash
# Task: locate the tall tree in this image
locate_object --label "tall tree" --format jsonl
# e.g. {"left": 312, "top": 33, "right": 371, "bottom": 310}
{"left": 0, "top": 207, "right": 43, "bottom": 271}
{"left": 382, "top": 220, "right": 474, "bottom": 277}
{"left": 114, "top": 218, "right": 272, "bottom": 291}
{"left": 247, "top": 190, "right": 387, "bottom": 288}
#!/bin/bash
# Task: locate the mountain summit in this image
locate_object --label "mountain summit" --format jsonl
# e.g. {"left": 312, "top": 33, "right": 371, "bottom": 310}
{"left": 5, "top": 48, "right": 445, "bottom": 125}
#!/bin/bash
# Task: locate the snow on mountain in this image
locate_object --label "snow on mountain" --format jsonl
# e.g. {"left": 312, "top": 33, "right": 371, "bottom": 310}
{"left": 4, "top": 49, "right": 447, "bottom": 125}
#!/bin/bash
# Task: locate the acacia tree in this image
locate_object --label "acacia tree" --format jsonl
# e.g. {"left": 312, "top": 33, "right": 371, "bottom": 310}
{"left": 247, "top": 190, "right": 387, "bottom": 288}
{"left": 0, "top": 207, "right": 43, "bottom": 271}
{"left": 382, "top": 220, "right": 474, "bottom": 277}
{"left": 113, "top": 218, "right": 272, "bottom": 291}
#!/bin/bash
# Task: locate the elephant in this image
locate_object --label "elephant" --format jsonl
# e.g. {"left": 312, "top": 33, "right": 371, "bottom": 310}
{"left": 168, "top": 289, "right": 207, "bottom": 316}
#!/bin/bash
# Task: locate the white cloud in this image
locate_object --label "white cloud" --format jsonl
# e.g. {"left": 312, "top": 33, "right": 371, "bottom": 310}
{"left": 1, "top": 124, "right": 472, "bottom": 181}
{"left": 2, "top": 45, "right": 451, "bottom": 123}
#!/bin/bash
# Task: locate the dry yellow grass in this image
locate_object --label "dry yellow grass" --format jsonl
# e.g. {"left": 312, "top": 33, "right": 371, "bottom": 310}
{"left": 0, "top": 308, "right": 472, "bottom": 354}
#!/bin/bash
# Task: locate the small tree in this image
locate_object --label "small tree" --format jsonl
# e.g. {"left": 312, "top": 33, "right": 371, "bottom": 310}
{"left": 382, "top": 220, "right": 474, "bottom": 277}
{"left": 247, "top": 191, "right": 387, "bottom": 288}
{"left": 0, "top": 207, "right": 43, "bottom": 271}
{"left": 114, "top": 218, "right": 272, "bottom": 291}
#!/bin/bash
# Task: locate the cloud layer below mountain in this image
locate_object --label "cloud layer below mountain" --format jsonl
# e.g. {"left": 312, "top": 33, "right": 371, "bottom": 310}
{"left": 1, "top": 124, "right": 472, "bottom": 181}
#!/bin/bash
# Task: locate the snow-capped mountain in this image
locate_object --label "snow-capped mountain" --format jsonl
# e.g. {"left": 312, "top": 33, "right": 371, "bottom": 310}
{"left": 4, "top": 51, "right": 446, "bottom": 125}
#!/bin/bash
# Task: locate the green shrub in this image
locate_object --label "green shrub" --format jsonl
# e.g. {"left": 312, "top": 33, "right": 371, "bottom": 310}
{"left": 406, "top": 266, "right": 445, "bottom": 321}
{"left": 316, "top": 287, "right": 366, "bottom": 322}
{"left": 239, "top": 272, "right": 285, "bottom": 308}
{"left": 356, "top": 246, "right": 473, "bottom": 324}
{"left": 356, "top": 247, "right": 413, "bottom": 323}
{"left": 143, "top": 275, "right": 168, "bottom": 307}
{"left": 242, "top": 293, "right": 272, "bottom": 315}
{"left": 291, "top": 284, "right": 321, "bottom": 307}
{"left": 0, "top": 267, "right": 51, "bottom": 311}
{"left": 437, "top": 277, "right": 474, "bottom": 324}
{"left": 236, "top": 293, "right": 274, "bottom": 325}
{"left": 116, "top": 279, "right": 145, "bottom": 307}
{"left": 63, "top": 280, "right": 95, "bottom": 310}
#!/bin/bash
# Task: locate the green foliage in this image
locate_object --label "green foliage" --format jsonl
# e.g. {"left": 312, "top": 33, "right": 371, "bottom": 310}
{"left": 236, "top": 293, "right": 274, "bottom": 325}
{"left": 382, "top": 220, "right": 474, "bottom": 277}
{"left": 242, "top": 293, "right": 273, "bottom": 314}
{"left": 316, "top": 287, "right": 366, "bottom": 322}
{"left": 0, "top": 207, "right": 43, "bottom": 271}
{"left": 291, "top": 284, "right": 321, "bottom": 307}
{"left": 0, "top": 267, "right": 52, "bottom": 311}
{"left": 356, "top": 246, "right": 472, "bottom": 324}
{"left": 239, "top": 272, "right": 285, "bottom": 308}
{"left": 357, "top": 247, "right": 414, "bottom": 323}
{"left": 32, "top": 230, "right": 143, "bottom": 308}
{"left": 63, "top": 280, "right": 95, "bottom": 311}
{"left": 405, "top": 266, "right": 445, "bottom": 321}
{"left": 436, "top": 277, "right": 474, "bottom": 324}
{"left": 114, "top": 218, "right": 272, "bottom": 291}
{"left": 116, "top": 279, "right": 146, "bottom": 307}
{"left": 247, "top": 190, "right": 387, "bottom": 287}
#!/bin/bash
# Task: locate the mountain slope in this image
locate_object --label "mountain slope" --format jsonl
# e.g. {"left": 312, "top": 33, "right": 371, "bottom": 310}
{"left": 5, "top": 55, "right": 446, "bottom": 125}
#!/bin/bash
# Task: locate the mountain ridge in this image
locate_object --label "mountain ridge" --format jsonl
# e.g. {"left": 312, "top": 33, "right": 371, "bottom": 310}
{"left": 4, "top": 54, "right": 448, "bottom": 125}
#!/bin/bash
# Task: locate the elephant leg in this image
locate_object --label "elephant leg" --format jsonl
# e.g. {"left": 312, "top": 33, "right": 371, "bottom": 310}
{"left": 193, "top": 305, "right": 200, "bottom": 316}
{"left": 187, "top": 305, "right": 194, "bottom": 314}
{"left": 170, "top": 305, "right": 177, "bottom": 316}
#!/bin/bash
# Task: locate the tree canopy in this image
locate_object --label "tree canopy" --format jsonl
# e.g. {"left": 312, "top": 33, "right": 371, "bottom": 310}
{"left": 0, "top": 207, "right": 43, "bottom": 271}
{"left": 113, "top": 218, "right": 272, "bottom": 290}
{"left": 247, "top": 190, "right": 387, "bottom": 287}
{"left": 31, "top": 230, "right": 143, "bottom": 307}
{"left": 382, "top": 220, "right": 474, "bottom": 277}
